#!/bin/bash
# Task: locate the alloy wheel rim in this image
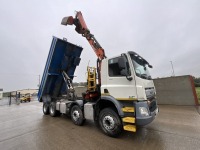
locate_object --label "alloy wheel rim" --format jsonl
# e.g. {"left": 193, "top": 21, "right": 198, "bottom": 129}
{"left": 103, "top": 115, "right": 115, "bottom": 130}
{"left": 72, "top": 110, "right": 80, "bottom": 121}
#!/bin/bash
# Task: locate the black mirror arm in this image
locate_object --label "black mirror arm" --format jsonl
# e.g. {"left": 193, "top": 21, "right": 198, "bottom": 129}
{"left": 126, "top": 76, "right": 133, "bottom": 81}
{"left": 120, "top": 69, "right": 132, "bottom": 81}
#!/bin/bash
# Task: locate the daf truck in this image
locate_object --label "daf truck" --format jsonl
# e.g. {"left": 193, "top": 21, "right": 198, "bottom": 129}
{"left": 38, "top": 11, "right": 158, "bottom": 137}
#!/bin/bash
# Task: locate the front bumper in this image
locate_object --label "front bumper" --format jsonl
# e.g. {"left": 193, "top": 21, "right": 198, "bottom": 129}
{"left": 134, "top": 100, "right": 159, "bottom": 126}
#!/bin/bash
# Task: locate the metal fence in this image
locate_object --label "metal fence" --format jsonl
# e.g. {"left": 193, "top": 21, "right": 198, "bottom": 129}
{"left": 0, "top": 96, "right": 38, "bottom": 106}
{"left": 0, "top": 97, "right": 17, "bottom": 106}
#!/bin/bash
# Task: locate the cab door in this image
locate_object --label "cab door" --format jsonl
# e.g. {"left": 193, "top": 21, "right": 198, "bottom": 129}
{"left": 106, "top": 55, "right": 137, "bottom": 100}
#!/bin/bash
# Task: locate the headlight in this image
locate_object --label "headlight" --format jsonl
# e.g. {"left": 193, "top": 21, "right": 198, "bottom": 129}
{"left": 139, "top": 107, "right": 149, "bottom": 116}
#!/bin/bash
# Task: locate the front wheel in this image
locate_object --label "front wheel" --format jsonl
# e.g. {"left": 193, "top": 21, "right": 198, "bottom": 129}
{"left": 99, "top": 108, "right": 122, "bottom": 137}
{"left": 70, "top": 105, "right": 84, "bottom": 126}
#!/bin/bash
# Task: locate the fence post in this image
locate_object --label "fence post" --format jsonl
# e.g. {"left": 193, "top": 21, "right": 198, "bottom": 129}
{"left": 16, "top": 91, "right": 17, "bottom": 102}
{"left": 9, "top": 92, "right": 11, "bottom": 106}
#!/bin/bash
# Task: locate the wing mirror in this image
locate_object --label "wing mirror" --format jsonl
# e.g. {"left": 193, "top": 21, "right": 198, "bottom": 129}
{"left": 118, "top": 57, "right": 126, "bottom": 70}
{"left": 120, "top": 69, "right": 133, "bottom": 81}
{"left": 120, "top": 69, "right": 128, "bottom": 76}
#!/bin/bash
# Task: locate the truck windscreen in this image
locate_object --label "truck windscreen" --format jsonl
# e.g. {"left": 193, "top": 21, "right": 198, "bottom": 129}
{"left": 130, "top": 54, "right": 152, "bottom": 80}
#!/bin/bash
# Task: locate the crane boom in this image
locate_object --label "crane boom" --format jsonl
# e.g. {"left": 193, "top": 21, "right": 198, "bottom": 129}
{"left": 61, "top": 11, "right": 106, "bottom": 60}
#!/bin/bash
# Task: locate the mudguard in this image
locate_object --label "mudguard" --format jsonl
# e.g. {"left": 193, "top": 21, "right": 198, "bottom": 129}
{"left": 96, "top": 96, "right": 124, "bottom": 117}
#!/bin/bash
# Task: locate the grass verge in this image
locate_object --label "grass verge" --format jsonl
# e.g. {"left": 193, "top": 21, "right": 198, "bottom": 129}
{"left": 195, "top": 87, "right": 200, "bottom": 104}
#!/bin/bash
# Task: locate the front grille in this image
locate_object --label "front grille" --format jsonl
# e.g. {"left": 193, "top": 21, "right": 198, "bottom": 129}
{"left": 149, "top": 100, "right": 157, "bottom": 112}
{"left": 145, "top": 87, "right": 155, "bottom": 99}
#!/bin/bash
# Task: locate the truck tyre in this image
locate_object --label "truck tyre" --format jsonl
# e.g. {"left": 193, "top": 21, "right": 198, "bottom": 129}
{"left": 43, "top": 103, "right": 49, "bottom": 115}
{"left": 70, "top": 105, "right": 84, "bottom": 126}
{"left": 49, "top": 102, "right": 59, "bottom": 117}
{"left": 99, "top": 108, "right": 122, "bottom": 137}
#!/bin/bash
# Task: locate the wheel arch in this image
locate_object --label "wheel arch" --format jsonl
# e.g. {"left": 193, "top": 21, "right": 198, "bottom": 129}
{"left": 95, "top": 96, "right": 124, "bottom": 119}
{"left": 69, "top": 100, "right": 84, "bottom": 113}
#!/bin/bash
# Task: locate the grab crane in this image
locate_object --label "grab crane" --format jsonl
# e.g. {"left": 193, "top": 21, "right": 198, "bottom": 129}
{"left": 61, "top": 11, "right": 106, "bottom": 86}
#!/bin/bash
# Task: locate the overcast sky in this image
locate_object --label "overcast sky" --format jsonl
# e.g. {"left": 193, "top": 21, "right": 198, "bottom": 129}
{"left": 0, "top": 0, "right": 200, "bottom": 92}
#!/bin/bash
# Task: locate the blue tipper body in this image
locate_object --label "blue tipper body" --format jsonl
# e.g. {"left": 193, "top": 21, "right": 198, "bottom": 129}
{"left": 38, "top": 37, "right": 83, "bottom": 102}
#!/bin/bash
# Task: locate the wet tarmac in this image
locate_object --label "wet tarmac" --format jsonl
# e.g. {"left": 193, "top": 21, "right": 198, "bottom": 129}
{"left": 0, "top": 100, "right": 200, "bottom": 150}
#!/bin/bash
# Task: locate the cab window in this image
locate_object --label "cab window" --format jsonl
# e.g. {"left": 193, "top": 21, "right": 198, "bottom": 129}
{"left": 108, "top": 56, "right": 130, "bottom": 77}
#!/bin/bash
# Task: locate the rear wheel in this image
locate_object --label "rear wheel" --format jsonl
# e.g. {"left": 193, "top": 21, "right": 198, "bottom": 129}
{"left": 43, "top": 103, "right": 49, "bottom": 115}
{"left": 70, "top": 105, "right": 84, "bottom": 126}
{"left": 99, "top": 108, "right": 122, "bottom": 137}
{"left": 49, "top": 102, "right": 60, "bottom": 117}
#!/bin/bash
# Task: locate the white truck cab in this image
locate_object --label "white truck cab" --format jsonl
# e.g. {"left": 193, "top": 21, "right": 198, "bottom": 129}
{"left": 101, "top": 51, "right": 156, "bottom": 101}
{"left": 100, "top": 51, "right": 158, "bottom": 127}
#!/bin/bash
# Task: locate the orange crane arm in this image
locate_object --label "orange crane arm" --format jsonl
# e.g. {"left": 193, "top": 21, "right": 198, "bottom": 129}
{"left": 61, "top": 11, "right": 106, "bottom": 60}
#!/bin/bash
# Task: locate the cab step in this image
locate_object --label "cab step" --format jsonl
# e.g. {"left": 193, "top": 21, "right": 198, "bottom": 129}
{"left": 123, "top": 125, "right": 136, "bottom": 132}
{"left": 122, "top": 117, "right": 135, "bottom": 123}
{"left": 122, "top": 107, "right": 134, "bottom": 112}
